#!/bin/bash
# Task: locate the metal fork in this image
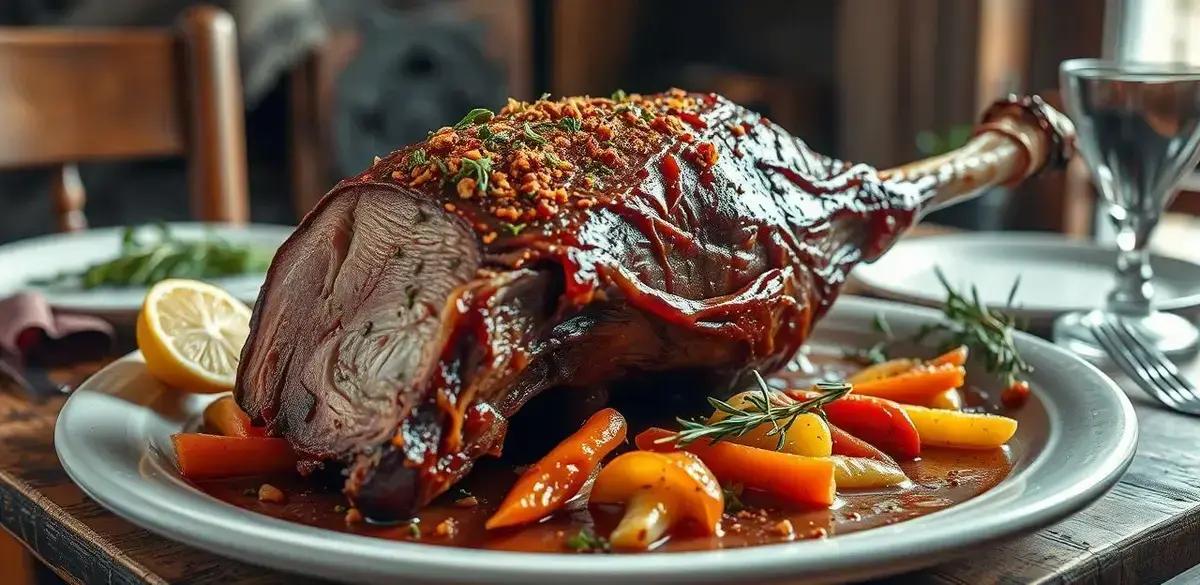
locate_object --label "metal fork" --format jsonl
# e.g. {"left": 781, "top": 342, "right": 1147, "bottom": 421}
{"left": 1089, "top": 314, "right": 1200, "bottom": 415}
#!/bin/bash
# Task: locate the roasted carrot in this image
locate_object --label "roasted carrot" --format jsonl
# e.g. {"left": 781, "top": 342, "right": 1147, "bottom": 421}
{"left": 202, "top": 396, "right": 266, "bottom": 438}
{"left": 487, "top": 408, "right": 627, "bottom": 529}
{"left": 789, "top": 390, "right": 920, "bottom": 459}
{"left": 635, "top": 427, "right": 835, "bottom": 507}
{"left": 828, "top": 423, "right": 895, "bottom": 464}
{"left": 928, "top": 345, "right": 969, "bottom": 367}
{"left": 172, "top": 433, "right": 298, "bottom": 480}
{"left": 851, "top": 363, "right": 966, "bottom": 403}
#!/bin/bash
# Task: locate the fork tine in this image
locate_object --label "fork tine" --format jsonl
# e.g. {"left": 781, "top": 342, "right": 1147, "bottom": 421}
{"left": 1110, "top": 318, "right": 1200, "bottom": 405}
{"left": 1097, "top": 318, "right": 1191, "bottom": 406}
{"left": 1112, "top": 319, "right": 1197, "bottom": 394}
{"left": 1090, "top": 318, "right": 1182, "bottom": 409}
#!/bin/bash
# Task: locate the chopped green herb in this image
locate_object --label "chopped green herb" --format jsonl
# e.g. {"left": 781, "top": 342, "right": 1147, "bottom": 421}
{"left": 559, "top": 116, "right": 582, "bottom": 133}
{"left": 539, "top": 91, "right": 552, "bottom": 101}
{"left": 658, "top": 372, "right": 852, "bottom": 450}
{"left": 610, "top": 89, "right": 628, "bottom": 102}
{"left": 544, "top": 152, "right": 568, "bottom": 169}
{"left": 523, "top": 122, "right": 548, "bottom": 146}
{"left": 565, "top": 527, "right": 610, "bottom": 553}
{"left": 406, "top": 148, "right": 428, "bottom": 171}
{"left": 407, "top": 522, "right": 421, "bottom": 539}
{"left": 500, "top": 222, "right": 527, "bottom": 236}
{"left": 454, "top": 156, "right": 493, "bottom": 194}
{"left": 434, "top": 158, "right": 451, "bottom": 185}
{"left": 453, "top": 108, "right": 494, "bottom": 130}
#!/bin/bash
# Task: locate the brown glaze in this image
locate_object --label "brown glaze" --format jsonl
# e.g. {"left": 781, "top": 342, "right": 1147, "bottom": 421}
{"left": 235, "top": 91, "right": 1069, "bottom": 521}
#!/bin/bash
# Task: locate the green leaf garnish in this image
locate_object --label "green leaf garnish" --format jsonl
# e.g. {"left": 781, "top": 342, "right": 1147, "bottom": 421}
{"left": 453, "top": 108, "right": 495, "bottom": 130}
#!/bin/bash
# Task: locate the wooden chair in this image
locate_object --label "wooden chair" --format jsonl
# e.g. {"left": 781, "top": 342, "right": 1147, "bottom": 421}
{"left": 0, "top": 5, "right": 249, "bottom": 232}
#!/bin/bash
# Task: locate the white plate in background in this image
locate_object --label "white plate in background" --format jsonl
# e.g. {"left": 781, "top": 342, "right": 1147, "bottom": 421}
{"left": 0, "top": 223, "right": 293, "bottom": 318}
{"left": 852, "top": 232, "right": 1200, "bottom": 327}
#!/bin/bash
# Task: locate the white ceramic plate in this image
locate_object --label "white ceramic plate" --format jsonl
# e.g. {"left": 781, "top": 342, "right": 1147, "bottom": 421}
{"left": 55, "top": 296, "right": 1137, "bottom": 584}
{"left": 0, "top": 223, "right": 293, "bottom": 317}
{"left": 851, "top": 232, "right": 1200, "bottom": 327}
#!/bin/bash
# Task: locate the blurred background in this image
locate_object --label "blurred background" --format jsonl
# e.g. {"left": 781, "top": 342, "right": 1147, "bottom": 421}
{"left": 0, "top": 0, "right": 1197, "bottom": 248}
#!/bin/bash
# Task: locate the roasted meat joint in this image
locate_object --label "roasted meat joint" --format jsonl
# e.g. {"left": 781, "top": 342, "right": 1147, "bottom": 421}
{"left": 234, "top": 90, "right": 1073, "bottom": 522}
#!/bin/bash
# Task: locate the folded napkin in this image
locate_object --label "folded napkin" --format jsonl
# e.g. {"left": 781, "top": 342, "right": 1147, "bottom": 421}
{"left": 0, "top": 293, "right": 114, "bottom": 397}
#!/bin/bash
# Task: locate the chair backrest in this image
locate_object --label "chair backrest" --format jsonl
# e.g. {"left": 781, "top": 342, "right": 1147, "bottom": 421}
{"left": 0, "top": 5, "right": 249, "bottom": 231}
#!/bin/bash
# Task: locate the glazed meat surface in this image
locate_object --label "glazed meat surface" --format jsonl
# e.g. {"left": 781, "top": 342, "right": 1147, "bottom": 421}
{"left": 235, "top": 90, "right": 1064, "bottom": 520}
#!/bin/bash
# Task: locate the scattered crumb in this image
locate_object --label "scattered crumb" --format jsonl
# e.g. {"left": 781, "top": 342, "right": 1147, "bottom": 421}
{"left": 808, "top": 527, "right": 828, "bottom": 539}
{"left": 454, "top": 496, "right": 480, "bottom": 508}
{"left": 334, "top": 504, "right": 347, "bottom": 514}
{"left": 434, "top": 518, "right": 458, "bottom": 538}
{"left": 769, "top": 519, "right": 795, "bottom": 539}
{"left": 241, "top": 488, "right": 256, "bottom": 497}
{"left": 344, "top": 507, "right": 363, "bottom": 524}
{"left": 257, "top": 484, "right": 285, "bottom": 504}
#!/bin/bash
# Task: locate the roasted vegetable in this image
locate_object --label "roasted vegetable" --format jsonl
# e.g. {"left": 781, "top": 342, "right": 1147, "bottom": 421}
{"left": 831, "top": 456, "right": 908, "bottom": 488}
{"left": 707, "top": 390, "right": 832, "bottom": 457}
{"left": 487, "top": 408, "right": 627, "bottom": 529}
{"left": 172, "top": 433, "right": 297, "bottom": 479}
{"left": 202, "top": 396, "right": 266, "bottom": 438}
{"left": 589, "top": 451, "right": 723, "bottom": 550}
{"left": 788, "top": 390, "right": 921, "bottom": 459}
{"left": 637, "top": 427, "right": 836, "bottom": 507}
{"left": 900, "top": 405, "right": 1018, "bottom": 449}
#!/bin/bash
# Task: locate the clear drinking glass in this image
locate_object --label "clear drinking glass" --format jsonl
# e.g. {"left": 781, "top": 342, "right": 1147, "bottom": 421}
{"left": 1054, "top": 59, "right": 1200, "bottom": 360}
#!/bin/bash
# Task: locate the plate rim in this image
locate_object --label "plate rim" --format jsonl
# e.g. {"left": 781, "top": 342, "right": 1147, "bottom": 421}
{"left": 852, "top": 231, "right": 1200, "bottom": 319}
{"left": 55, "top": 296, "right": 1138, "bottom": 584}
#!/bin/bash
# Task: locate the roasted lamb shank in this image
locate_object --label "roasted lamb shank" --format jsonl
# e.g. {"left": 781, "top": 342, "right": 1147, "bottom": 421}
{"left": 236, "top": 90, "right": 1073, "bottom": 520}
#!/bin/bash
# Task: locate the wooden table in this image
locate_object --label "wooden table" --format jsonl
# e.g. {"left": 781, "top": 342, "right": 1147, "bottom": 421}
{"left": 3, "top": 328, "right": 1200, "bottom": 584}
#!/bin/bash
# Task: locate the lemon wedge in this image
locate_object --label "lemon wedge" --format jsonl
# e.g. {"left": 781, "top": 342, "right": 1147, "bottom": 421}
{"left": 136, "top": 279, "right": 252, "bottom": 393}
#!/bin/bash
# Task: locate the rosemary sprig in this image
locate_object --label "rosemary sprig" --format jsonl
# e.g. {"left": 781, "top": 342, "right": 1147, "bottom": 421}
{"left": 565, "top": 527, "right": 610, "bottom": 553}
{"left": 916, "top": 268, "right": 1031, "bottom": 385}
{"left": 658, "top": 372, "right": 851, "bottom": 450}
{"left": 453, "top": 107, "right": 494, "bottom": 130}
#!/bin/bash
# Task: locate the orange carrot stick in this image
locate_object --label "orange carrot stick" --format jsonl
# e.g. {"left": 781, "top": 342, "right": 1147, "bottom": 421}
{"left": 202, "top": 396, "right": 266, "bottom": 438}
{"left": 928, "top": 345, "right": 969, "bottom": 367}
{"left": 487, "top": 408, "right": 627, "bottom": 529}
{"left": 851, "top": 363, "right": 966, "bottom": 403}
{"left": 635, "top": 427, "right": 835, "bottom": 507}
{"left": 172, "top": 433, "right": 298, "bottom": 480}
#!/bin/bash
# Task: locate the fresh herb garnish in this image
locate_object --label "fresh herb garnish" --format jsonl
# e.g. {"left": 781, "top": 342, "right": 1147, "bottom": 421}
{"left": 544, "top": 152, "right": 569, "bottom": 169}
{"left": 539, "top": 92, "right": 552, "bottom": 101}
{"left": 405, "top": 148, "right": 428, "bottom": 171}
{"left": 565, "top": 527, "right": 611, "bottom": 553}
{"left": 434, "top": 157, "right": 451, "bottom": 185}
{"left": 559, "top": 116, "right": 582, "bottom": 133}
{"left": 610, "top": 89, "right": 628, "bottom": 102}
{"left": 407, "top": 522, "right": 421, "bottom": 539}
{"left": 500, "top": 222, "right": 527, "bottom": 236}
{"left": 915, "top": 269, "right": 1031, "bottom": 385}
{"left": 453, "top": 108, "right": 494, "bottom": 130}
{"left": 722, "top": 483, "right": 746, "bottom": 514}
{"left": 454, "top": 156, "right": 493, "bottom": 194}
{"left": 658, "top": 372, "right": 851, "bottom": 450}
{"left": 523, "top": 121, "right": 548, "bottom": 146}
{"left": 32, "top": 223, "right": 272, "bottom": 289}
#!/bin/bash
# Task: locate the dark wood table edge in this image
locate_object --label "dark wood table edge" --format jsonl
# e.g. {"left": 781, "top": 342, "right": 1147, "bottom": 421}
{"left": 1, "top": 467, "right": 167, "bottom": 585}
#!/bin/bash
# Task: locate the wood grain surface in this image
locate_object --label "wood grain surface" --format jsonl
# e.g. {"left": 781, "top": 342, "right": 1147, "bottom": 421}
{"left": 2, "top": 298, "right": 1199, "bottom": 584}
